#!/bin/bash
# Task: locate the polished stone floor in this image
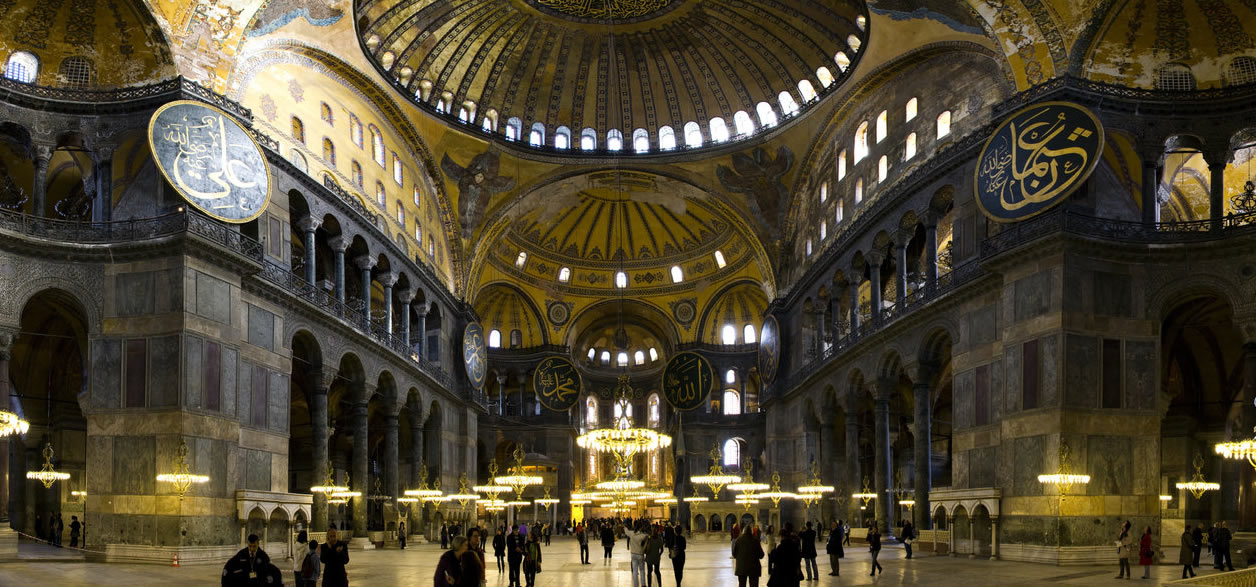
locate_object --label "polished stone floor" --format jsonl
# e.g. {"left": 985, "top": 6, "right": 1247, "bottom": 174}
{"left": 0, "top": 536, "right": 1241, "bottom": 586}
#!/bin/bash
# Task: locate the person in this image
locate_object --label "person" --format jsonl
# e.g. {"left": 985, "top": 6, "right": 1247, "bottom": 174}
{"left": 798, "top": 521, "right": 818, "bottom": 580}
{"left": 441, "top": 523, "right": 450, "bottom": 549}
{"left": 900, "top": 520, "right": 916, "bottom": 560}
{"left": 292, "top": 530, "right": 308, "bottom": 586}
{"left": 576, "top": 523, "right": 590, "bottom": 564}
{"left": 1139, "top": 526, "right": 1155, "bottom": 579}
{"left": 766, "top": 524, "right": 777, "bottom": 554}
{"left": 399, "top": 521, "right": 407, "bottom": 550}
{"left": 523, "top": 531, "right": 543, "bottom": 587}
{"left": 69, "top": 516, "right": 81, "bottom": 549}
{"left": 733, "top": 523, "right": 764, "bottom": 587}
{"left": 842, "top": 521, "right": 851, "bottom": 547}
{"left": 867, "top": 524, "right": 883, "bottom": 577}
{"left": 1216, "top": 520, "right": 1235, "bottom": 571}
{"left": 298, "top": 539, "right": 320, "bottom": 587}
{"left": 459, "top": 529, "right": 485, "bottom": 587}
{"left": 601, "top": 521, "right": 616, "bottom": 563}
{"left": 321, "top": 527, "right": 351, "bottom": 587}
{"left": 1179, "top": 524, "right": 1196, "bottom": 579}
{"left": 222, "top": 534, "right": 271, "bottom": 586}
{"left": 1191, "top": 523, "right": 1203, "bottom": 568}
{"left": 768, "top": 524, "right": 802, "bottom": 587}
{"left": 544, "top": 523, "right": 551, "bottom": 546}
{"left": 436, "top": 535, "right": 467, "bottom": 587}
{"left": 826, "top": 520, "right": 843, "bottom": 576}
{"left": 493, "top": 526, "right": 507, "bottom": 573}
{"left": 629, "top": 521, "right": 649, "bottom": 587}
{"left": 731, "top": 521, "right": 741, "bottom": 559}
{"left": 507, "top": 524, "right": 525, "bottom": 587}
{"left": 646, "top": 526, "right": 665, "bottom": 587}
{"left": 670, "top": 523, "right": 687, "bottom": 587}
{"left": 1115, "top": 520, "right": 1132, "bottom": 579}
{"left": 54, "top": 513, "right": 64, "bottom": 547}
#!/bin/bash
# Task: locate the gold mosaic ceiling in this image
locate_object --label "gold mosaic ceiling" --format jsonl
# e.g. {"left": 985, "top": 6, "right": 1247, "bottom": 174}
{"left": 355, "top": 0, "right": 867, "bottom": 143}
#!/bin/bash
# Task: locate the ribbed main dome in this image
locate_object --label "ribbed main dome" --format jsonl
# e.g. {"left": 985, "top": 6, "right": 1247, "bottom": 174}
{"left": 356, "top": 0, "right": 868, "bottom": 153}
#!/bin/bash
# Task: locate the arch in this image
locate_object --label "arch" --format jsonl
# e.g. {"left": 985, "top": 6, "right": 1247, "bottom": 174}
{"left": 733, "top": 111, "right": 755, "bottom": 136}
{"left": 632, "top": 128, "right": 649, "bottom": 153}
{"left": 555, "top": 126, "right": 572, "bottom": 149}
{"left": 607, "top": 129, "right": 624, "bottom": 151}
{"left": 722, "top": 390, "right": 741, "bottom": 415}
{"left": 756, "top": 102, "right": 777, "bottom": 128}
{"left": 683, "top": 122, "right": 703, "bottom": 147}
{"left": 471, "top": 282, "right": 550, "bottom": 347}
{"left": 694, "top": 514, "right": 707, "bottom": 532}
{"left": 58, "top": 56, "right": 94, "bottom": 88}
{"left": 481, "top": 108, "right": 498, "bottom": 132}
{"left": 580, "top": 127, "right": 598, "bottom": 150}
{"left": 529, "top": 122, "right": 545, "bottom": 147}
{"left": 658, "top": 126, "right": 676, "bottom": 150}
{"left": 505, "top": 117, "right": 523, "bottom": 141}
{"left": 4, "top": 51, "right": 38, "bottom": 83}
{"left": 696, "top": 280, "right": 769, "bottom": 345}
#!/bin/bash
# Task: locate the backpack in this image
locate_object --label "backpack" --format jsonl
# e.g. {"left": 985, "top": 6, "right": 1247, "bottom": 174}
{"left": 300, "top": 552, "right": 315, "bottom": 578}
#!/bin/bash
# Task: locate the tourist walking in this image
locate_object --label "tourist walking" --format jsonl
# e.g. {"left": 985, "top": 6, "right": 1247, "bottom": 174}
{"left": 493, "top": 527, "right": 507, "bottom": 573}
{"left": 441, "top": 523, "right": 450, "bottom": 549}
{"left": 399, "top": 521, "right": 407, "bottom": 550}
{"left": 731, "top": 522, "right": 741, "bottom": 559}
{"left": 1180, "top": 525, "right": 1197, "bottom": 579}
{"left": 297, "top": 539, "right": 320, "bottom": 587}
{"left": 1191, "top": 524, "right": 1203, "bottom": 568}
{"left": 577, "top": 523, "right": 590, "bottom": 564}
{"left": 507, "top": 524, "right": 525, "bottom": 587}
{"left": 1215, "top": 521, "right": 1235, "bottom": 571}
{"left": 733, "top": 525, "right": 764, "bottom": 587}
{"left": 842, "top": 521, "right": 851, "bottom": 547}
{"left": 461, "top": 527, "right": 486, "bottom": 587}
{"left": 629, "top": 521, "right": 649, "bottom": 587}
{"left": 646, "top": 527, "right": 665, "bottom": 587}
{"left": 292, "top": 530, "right": 308, "bottom": 586}
{"left": 54, "top": 513, "right": 64, "bottom": 547}
{"left": 69, "top": 516, "right": 81, "bottom": 549}
{"left": 1115, "top": 520, "right": 1132, "bottom": 579}
{"left": 799, "top": 521, "right": 818, "bottom": 580}
{"left": 670, "top": 523, "right": 687, "bottom": 587}
{"left": 867, "top": 525, "right": 883, "bottom": 576}
{"left": 435, "top": 535, "right": 466, "bottom": 587}
{"left": 602, "top": 522, "right": 616, "bottom": 562}
{"left": 523, "top": 532, "right": 543, "bottom": 587}
{"left": 768, "top": 524, "right": 802, "bottom": 587}
{"left": 766, "top": 524, "right": 776, "bottom": 554}
{"left": 321, "top": 527, "right": 351, "bottom": 587}
{"left": 826, "top": 520, "right": 843, "bottom": 575}
{"left": 1139, "top": 526, "right": 1155, "bottom": 579}
{"left": 901, "top": 520, "right": 916, "bottom": 559}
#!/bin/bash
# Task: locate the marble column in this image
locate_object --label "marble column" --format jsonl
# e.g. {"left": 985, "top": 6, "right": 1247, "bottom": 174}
{"left": 398, "top": 290, "right": 414, "bottom": 352}
{"left": 948, "top": 516, "right": 956, "bottom": 556}
{"left": 990, "top": 518, "right": 999, "bottom": 560}
{"left": 849, "top": 282, "right": 861, "bottom": 333}
{"left": 894, "top": 240, "right": 908, "bottom": 304}
{"left": 379, "top": 273, "right": 397, "bottom": 334}
{"left": 913, "top": 365, "right": 933, "bottom": 530}
{"left": 819, "top": 420, "right": 836, "bottom": 521}
{"left": 845, "top": 396, "right": 861, "bottom": 524}
{"left": 923, "top": 221, "right": 938, "bottom": 293}
{"left": 1141, "top": 158, "right": 1160, "bottom": 225}
{"left": 874, "top": 382, "right": 893, "bottom": 535}
{"left": 354, "top": 256, "right": 375, "bottom": 327}
{"left": 384, "top": 411, "right": 399, "bottom": 507}
{"left": 416, "top": 307, "right": 428, "bottom": 360}
{"left": 311, "top": 373, "right": 330, "bottom": 532}
{"left": 93, "top": 147, "right": 114, "bottom": 223}
{"left": 830, "top": 294, "right": 844, "bottom": 339}
{"left": 296, "top": 217, "right": 321, "bottom": 286}
{"left": 0, "top": 332, "right": 14, "bottom": 527}
{"left": 497, "top": 374, "right": 507, "bottom": 416}
{"left": 866, "top": 251, "right": 884, "bottom": 323}
{"left": 31, "top": 146, "right": 50, "bottom": 217}
{"left": 1204, "top": 150, "right": 1229, "bottom": 231}
{"left": 967, "top": 518, "right": 975, "bottom": 559}
{"left": 329, "top": 237, "right": 349, "bottom": 304}
{"left": 409, "top": 409, "right": 424, "bottom": 532}
{"left": 351, "top": 387, "right": 369, "bottom": 538}
{"left": 813, "top": 308, "right": 825, "bottom": 357}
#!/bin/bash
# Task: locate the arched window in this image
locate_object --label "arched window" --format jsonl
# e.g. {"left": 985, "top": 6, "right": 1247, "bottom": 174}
{"left": 435, "top": 92, "right": 452, "bottom": 114}
{"left": 428, "top": 236, "right": 435, "bottom": 257}
{"left": 798, "top": 80, "right": 817, "bottom": 102}
{"left": 820, "top": 182, "right": 828, "bottom": 203}
{"left": 905, "top": 133, "right": 917, "bottom": 160}
{"left": 58, "top": 56, "right": 93, "bottom": 87}
{"left": 375, "top": 181, "right": 386, "bottom": 206}
{"left": 905, "top": 97, "right": 918, "bottom": 122}
{"left": 806, "top": 238, "right": 813, "bottom": 256}
{"left": 320, "top": 102, "right": 334, "bottom": 125}
{"left": 555, "top": 126, "right": 571, "bottom": 149}
{"left": 723, "top": 390, "right": 741, "bottom": 415}
{"left": 634, "top": 350, "right": 645, "bottom": 366}
{"left": 457, "top": 105, "right": 469, "bottom": 121}
{"left": 351, "top": 161, "right": 363, "bottom": 187}
{"left": 580, "top": 127, "right": 597, "bottom": 150}
{"left": 380, "top": 51, "right": 395, "bottom": 70}
{"left": 416, "top": 79, "right": 433, "bottom": 102}
{"left": 816, "top": 67, "right": 834, "bottom": 88}
{"left": 876, "top": 110, "right": 887, "bottom": 143}
{"left": 370, "top": 125, "right": 385, "bottom": 166}
{"left": 743, "top": 324, "right": 756, "bottom": 343}
{"left": 350, "top": 114, "right": 364, "bottom": 147}
{"left": 725, "top": 369, "right": 736, "bottom": 384}
{"left": 505, "top": 117, "right": 522, "bottom": 141}
{"left": 617, "top": 352, "right": 629, "bottom": 367}
{"left": 847, "top": 35, "right": 862, "bottom": 52}
{"left": 488, "top": 329, "right": 501, "bottom": 348}
{"left": 289, "top": 149, "right": 308, "bottom": 173}
{"left": 670, "top": 265, "right": 683, "bottom": 283}
{"left": 838, "top": 149, "right": 847, "bottom": 180}
{"left": 529, "top": 122, "right": 545, "bottom": 147}
{"left": 878, "top": 155, "right": 888, "bottom": 182}
{"left": 481, "top": 109, "right": 498, "bottom": 132}
{"left": 396, "top": 201, "right": 405, "bottom": 225}
{"left": 722, "top": 439, "right": 741, "bottom": 467}
{"left": 292, "top": 117, "right": 305, "bottom": 143}
{"left": 855, "top": 178, "right": 864, "bottom": 203}
{"left": 414, "top": 185, "right": 422, "bottom": 206}
{"left": 722, "top": 324, "right": 737, "bottom": 345}
{"left": 633, "top": 128, "right": 649, "bottom": 153}
{"left": 4, "top": 51, "right": 38, "bottom": 83}
{"left": 658, "top": 126, "right": 676, "bottom": 150}
{"left": 733, "top": 111, "right": 755, "bottom": 136}
{"left": 857, "top": 15, "right": 867, "bottom": 30}
{"left": 586, "top": 397, "right": 599, "bottom": 426}
{"left": 1227, "top": 57, "right": 1256, "bottom": 86}
{"left": 322, "top": 138, "right": 336, "bottom": 166}
{"left": 936, "top": 111, "right": 952, "bottom": 138}
{"left": 836, "top": 199, "right": 844, "bottom": 223}
{"left": 710, "top": 117, "right": 729, "bottom": 142}
{"left": 607, "top": 129, "right": 624, "bottom": 151}
{"left": 587, "top": 348, "right": 596, "bottom": 361}
{"left": 415, "top": 225, "right": 422, "bottom": 241}
{"left": 756, "top": 102, "right": 777, "bottom": 127}
{"left": 648, "top": 394, "right": 660, "bottom": 427}
{"left": 649, "top": 347, "right": 658, "bottom": 362}
{"left": 1158, "top": 64, "right": 1196, "bottom": 91}
{"left": 714, "top": 250, "right": 726, "bottom": 268}
{"left": 615, "top": 271, "right": 627, "bottom": 288}
{"left": 834, "top": 52, "right": 851, "bottom": 73}
{"left": 600, "top": 350, "right": 610, "bottom": 364}
{"left": 684, "top": 122, "right": 703, "bottom": 147}
{"left": 558, "top": 267, "right": 571, "bottom": 282}
{"left": 779, "top": 91, "right": 799, "bottom": 116}
{"left": 515, "top": 251, "right": 527, "bottom": 269}
{"left": 820, "top": 220, "right": 827, "bottom": 239}
{"left": 854, "top": 121, "right": 869, "bottom": 162}
{"left": 392, "top": 153, "right": 404, "bottom": 185}
{"left": 510, "top": 329, "right": 522, "bottom": 348}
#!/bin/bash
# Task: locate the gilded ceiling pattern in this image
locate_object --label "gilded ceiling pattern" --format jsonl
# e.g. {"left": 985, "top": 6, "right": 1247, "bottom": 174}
{"left": 529, "top": 0, "right": 674, "bottom": 22}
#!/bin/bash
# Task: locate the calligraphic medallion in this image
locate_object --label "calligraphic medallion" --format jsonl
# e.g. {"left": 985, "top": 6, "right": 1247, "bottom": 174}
{"left": 147, "top": 100, "right": 272, "bottom": 223}
{"left": 661, "top": 351, "right": 714, "bottom": 411}
{"left": 758, "top": 315, "right": 780, "bottom": 384}
{"left": 533, "top": 356, "right": 582, "bottom": 412}
{"left": 975, "top": 101, "right": 1104, "bottom": 223}
{"left": 462, "top": 322, "right": 488, "bottom": 389}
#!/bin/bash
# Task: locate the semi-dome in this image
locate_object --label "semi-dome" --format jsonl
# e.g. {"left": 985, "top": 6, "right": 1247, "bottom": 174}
{"left": 355, "top": 0, "right": 868, "bottom": 154}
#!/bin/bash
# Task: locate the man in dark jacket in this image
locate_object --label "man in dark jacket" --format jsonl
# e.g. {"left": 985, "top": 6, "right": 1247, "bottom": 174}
{"left": 506, "top": 524, "right": 525, "bottom": 587}
{"left": 1190, "top": 524, "right": 1203, "bottom": 567}
{"left": 576, "top": 523, "right": 589, "bottom": 564}
{"left": 600, "top": 523, "right": 616, "bottom": 562}
{"left": 320, "top": 527, "right": 351, "bottom": 587}
{"left": 901, "top": 521, "right": 916, "bottom": 559}
{"left": 493, "top": 526, "right": 507, "bottom": 572}
{"left": 769, "top": 524, "right": 803, "bottom": 587}
{"left": 732, "top": 528, "right": 763, "bottom": 587}
{"left": 1216, "top": 521, "right": 1235, "bottom": 571}
{"left": 223, "top": 534, "right": 271, "bottom": 586}
{"left": 826, "top": 520, "right": 844, "bottom": 576}
{"left": 798, "top": 522, "right": 818, "bottom": 580}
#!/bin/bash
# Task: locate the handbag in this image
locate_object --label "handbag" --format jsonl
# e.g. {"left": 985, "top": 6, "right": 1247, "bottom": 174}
{"left": 668, "top": 548, "right": 677, "bottom": 559}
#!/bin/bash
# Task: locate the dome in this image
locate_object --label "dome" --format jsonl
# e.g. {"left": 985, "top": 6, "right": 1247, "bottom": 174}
{"left": 355, "top": 0, "right": 868, "bottom": 153}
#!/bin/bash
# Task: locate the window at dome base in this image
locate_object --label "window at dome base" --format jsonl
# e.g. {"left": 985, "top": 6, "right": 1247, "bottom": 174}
{"left": 634, "top": 351, "right": 645, "bottom": 366}
{"left": 670, "top": 265, "right": 683, "bottom": 283}
{"left": 906, "top": 133, "right": 917, "bottom": 160}
{"left": 733, "top": 111, "right": 755, "bottom": 137}
{"left": 722, "top": 324, "right": 737, "bottom": 345}
{"left": 756, "top": 102, "right": 777, "bottom": 128}
{"left": 529, "top": 123, "right": 545, "bottom": 146}
{"left": 847, "top": 35, "right": 862, "bottom": 52}
{"left": 607, "top": 129, "right": 624, "bottom": 151}
{"left": 615, "top": 271, "right": 628, "bottom": 288}
{"left": 600, "top": 350, "right": 610, "bottom": 365}
{"left": 838, "top": 150, "right": 847, "bottom": 180}
{"left": 937, "top": 111, "right": 952, "bottom": 138}
{"left": 587, "top": 347, "right": 596, "bottom": 360}
{"left": 834, "top": 52, "right": 851, "bottom": 73}
{"left": 658, "top": 126, "right": 676, "bottom": 150}
{"left": 617, "top": 352, "right": 629, "bottom": 367}
{"left": 779, "top": 91, "right": 799, "bottom": 116}
{"left": 820, "top": 182, "right": 828, "bottom": 203}
{"left": 714, "top": 250, "right": 726, "bottom": 268}
{"left": 581, "top": 128, "right": 597, "bottom": 150}
{"left": 488, "top": 329, "right": 501, "bottom": 348}
{"left": 515, "top": 251, "right": 528, "bottom": 269}
{"left": 506, "top": 118, "right": 522, "bottom": 141}
{"left": 816, "top": 67, "right": 834, "bottom": 88}
{"left": 684, "top": 122, "right": 703, "bottom": 147}
{"left": 798, "top": 80, "right": 817, "bottom": 102}
{"left": 806, "top": 238, "right": 813, "bottom": 256}
{"left": 558, "top": 267, "right": 571, "bottom": 282}
{"left": 878, "top": 156, "right": 888, "bottom": 182}
{"left": 743, "top": 324, "right": 756, "bottom": 344}
{"left": 836, "top": 199, "right": 844, "bottom": 223}
{"left": 710, "top": 118, "right": 729, "bottom": 143}
{"left": 633, "top": 129, "right": 649, "bottom": 153}
{"left": 906, "top": 97, "right": 918, "bottom": 122}
{"left": 649, "top": 347, "right": 658, "bottom": 362}
{"left": 820, "top": 221, "right": 827, "bottom": 240}
{"left": 555, "top": 126, "right": 572, "bottom": 149}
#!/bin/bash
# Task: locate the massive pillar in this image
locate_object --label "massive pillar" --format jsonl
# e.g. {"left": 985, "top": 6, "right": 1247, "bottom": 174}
{"left": 1240, "top": 343, "right": 1256, "bottom": 529}
{"left": 913, "top": 364, "right": 934, "bottom": 529}
{"left": 32, "top": 146, "right": 50, "bottom": 217}
{"left": 311, "top": 370, "right": 332, "bottom": 532}
{"left": 384, "top": 411, "right": 399, "bottom": 508}
{"left": 296, "top": 217, "right": 321, "bottom": 286}
{"left": 866, "top": 252, "right": 884, "bottom": 323}
{"left": 845, "top": 395, "right": 861, "bottom": 524}
{"left": 874, "top": 380, "right": 894, "bottom": 535}
{"left": 408, "top": 408, "right": 424, "bottom": 533}
{"left": 351, "top": 384, "right": 370, "bottom": 538}
{"left": 0, "top": 331, "right": 15, "bottom": 527}
{"left": 819, "top": 419, "right": 836, "bottom": 522}
{"left": 329, "top": 236, "right": 349, "bottom": 303}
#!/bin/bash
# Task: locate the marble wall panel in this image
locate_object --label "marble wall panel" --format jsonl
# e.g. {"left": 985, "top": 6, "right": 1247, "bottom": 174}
{"left": 238, "top": 362, "right": 252, "bottom": 425}
{"left": 112, "top": 436, "right": 155, "bottom": 495}
{"left": 1013, "top": 435, "right": 1046, "bottom": 497}
{"left": 968, "top": 305, "right": 997, "bottom": 347}
{"left": 1086, "top": 435, "right": 1132, "bottom": 496}
{"left": 954, "top": 369, "right": 975, "bottom": 429}
{"left": 1064, "top": 334, "right": 1097, "bottom": 408}
{"left": 1041, "top": 334, "right": 1060, "bottom": 408}
{"left": 194, "top": 271, "right": 231, "bottom": 324}
{"left": 184, "top": 335, "right": 203, "bottom": 409}
{"left": 148, "top": 335, "right": 179, "bottom": 407}
{"left": 244, "top": 448, "right": 272, "bottom": 491}
{"left": 91, "top": 338, "right": 121, "bottom": 409}
{"left": 247, "top": 304, "right": 275, "bottom": 351}
{"left": 115, "top": 271, "right": 154, "bottom": 316}
{"left": 990, "top": 359, "right": 1004, "bottom": 423}
{"left": 268, "top": 371, "right": 288, "bottom": 434}
{"left": 1093, "top": 271, "right": 1132, "bottom": 317}
{"left": 1013, "top": 270, "right": 1051, "bottom": 322}
{"left": 222, "top": 346, "right": 237, "bottom": 417}
{"left": 968, "top": 446, "right": 996, "bottom": 488}
{"left": 1125, "top": 340, "right": 1156, "bottom": 410}
{"left": 1004, "top": 343, "right": 1022, "bottom": 414}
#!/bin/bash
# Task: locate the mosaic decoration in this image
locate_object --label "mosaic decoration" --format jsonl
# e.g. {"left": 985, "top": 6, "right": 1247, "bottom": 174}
{"left": 147, "top": 100, "right": 272, "bottom": 223}
{"left": 530, "top": 0, "right": 672, "bottom": 21}
{"left": 533, "top": 356, "right": 581, "bottom": 412}
{"left": 975, "top": 102, "right": 1104, "bottom": 223}
{"left": 670, "top": 298, "right": 696, "bottom": 329}
{"left": 661, "top": 351, "right": 714, "bottom": 411}
{"left": 758, "top": 315, "right": 780, "bottom": 383}
{"left": 462, "top": 322, "right": 488, "bottom": 389}
{"left": 288, "top": 78, "right": 304, "bottom": 103}
{"left": 441, "top": 150, "right": 515, "bottom": 239}
{"left": 65, "top": 0, "right": 97, "bottom": 48}
{"left": 545, "top": 300, "right": 571, "bottom": 329}
{"left": 245, "top": 0, "right": 344, "bottom": 37}
{"left": 14, "top": 0, "right": 66, "bottom": 49}
{"left": 717, "top": 146, "right": 794, "bottom": 237}
{"left": 258, "top": 94, "right": 278, "bottom": 122}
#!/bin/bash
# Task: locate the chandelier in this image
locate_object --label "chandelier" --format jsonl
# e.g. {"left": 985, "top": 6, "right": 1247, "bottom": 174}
{"left": 690, "top": 444, "right": 742, "bottom": 499}
{"left": 1176, "top": 453, "right": 1220, "bottom": 499}
{"left": 1037, "top": 440, "right": 1090, "bottom": 495}
{"left": 1216, "top": 426, "right": 1256, "bottom": 469}
{"left": 735, "top": 494, "right": 760, "bottom": 511}
{"left": 495, "top": 446, "right": 543, "bottom": 496}
{"left": 367, "top": 477, "right": 392, "bottom": 502}
{"left": 155, "top": 440, "right": 210, "bottom": 499}
{"left": 796, "top": 460, "right": 835, "bottom": 507}
{"left": 577, "top": 375, "right": 672, "bottom": 469}
{"left": 0, "top": 409, "right": 29, "bottom": 438}
{"left": 682, "top": 485, "right": 709, "bottom": 503}
{"left": 728, "top": 459, "right": 769, "bottom": 497}
{"left": 26, "top": 443, "right": 70, "bottom": 488}
{"left": 311, "top": 464, "right": 349, "bottom": 495}
{"left": 403, "top": 463, "right": 444, "bottom": 502}
{"left": 474, "top": 459, "right": 513, "bottom": 501}
{"left": 851, "top": 477, "right": 877, "bottom": 509}
{"left": 330, "top": 473, "right": 362, "bottom": 502}
{"left": 758, "top": 471, "right": 798, "bottom": 507}
{"left": 535, "top": 487, "right": 560, "bottom": 511}
{"left": 447, "top": 472, "right": 481, "bottom": 506}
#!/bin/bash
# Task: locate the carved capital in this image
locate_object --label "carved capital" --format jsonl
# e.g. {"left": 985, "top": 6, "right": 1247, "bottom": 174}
{"left": 295, "top": 216, "right": 321, "bottom": 234}
{"left": 864, "top": 250, "right": 885, "bottom": 268}
{"left": 378, "top": 272, "right": 399, "bottom": 288}
{"left": 397, "top": 288, "right": 415, "bottom": 303}
{"left": 353, "top": 255, "right": 376, "bottom": 271}
{"left": 328, "top": 235, "right": 351, "bottom": 252}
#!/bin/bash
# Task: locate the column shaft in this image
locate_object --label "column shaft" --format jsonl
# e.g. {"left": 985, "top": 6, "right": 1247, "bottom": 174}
{"left": 311, "top": 383, "right": 329, "bottom": 532}
{"left": 924, "top": 225, "right": 938, "bottom": 292}
{"left": 401, "top": 301, "right": 411, "bottom": 351}
{"left": 383, "top": 284, "right": 394, "bottom": 334}
{"left": 868, "top": 263, "right": 883, "bottom": 322}
{"left": 1209, "top": 158, "right": 1226, "bottom": 231}
{"left": 895, "top": 244, "right": 908, "bottom": 304}
{"left": 845, "top": 415, "right": 860, "bottom": 523}
{"left": 95, "top": 152, "right": 113, "bottom": 223}
{"left": 303, "top": 229, "right": 318, "bottom": 286}
{"left": 1141, "top": 162, "right": 1160, "bottom": 225}
{"left": 874, "top": 397, "right": 893, "bottom": 534}
{"left": 849, "top": 285, "right": 861, "bottom": 332}
{"left": 384, "top": 414, "right": 399, "bottom": 507}
{"left": 360, "top": 266, "right": 372, "bottom": 325}
{"left": 913, "top": 382, "right": 932, "bottom": 529}
{"left": 352, "top": 399, "right": 368, "bottom": 537}
{"left": 416, "top": 312, "right": 427, "bottom": 360}
{"left": 334, "top": 249, "right": 347, "bottom": 303}
{"left": 32, "top": 149, "right": 49, "bottom": 217}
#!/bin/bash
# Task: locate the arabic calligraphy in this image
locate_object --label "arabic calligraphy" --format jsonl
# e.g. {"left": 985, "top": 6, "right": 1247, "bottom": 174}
{"left": 534, "top": 357, "right": 581, "bottom": 411}
{"left": 661, "top": 351, "right": 714, "bottom": 411}
{"left": 532, "top": 0, "right": 672, "bottom": 20}
{"left": 975, "top": 102, "right": 1103, "bottom": 223}
{"left": 148, "top": 101, "right": 271, "bottom": 223}
{"left": 758, "top": 316, "right": 780, "bottom": 384}
{"left": 463, "top": 323, "right": 487, "bottom": 389}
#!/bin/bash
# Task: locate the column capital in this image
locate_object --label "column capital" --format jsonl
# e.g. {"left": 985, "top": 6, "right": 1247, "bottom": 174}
{"left": 328, "top": 235, "right": 352, "bottom": 252}
{"left": 1201, "top": 147, "right": 1233, "bottom": 168}
{"left": 295, "top": 216, "right": 322, "bottom": 234}
{"left": 378, "top": 272, "right": 398, "bottom": 288}
{"left": 893, "top": 229, "right": 913, "bottom": 248}
{"left": 865, "top": 250, "right": 885, "bottom": 268}
{"left": 320, "top": 367, "right": 340, "bottom": 390}
{"left": 33, "top": 145, "right": 52, "bottom": 164}
{"left": 0, "top": 328, "right": 15, "bottom": 360}
{"left": 397, "top": 288, "right": 415, "bottom": 304}
{"left": 922, "top": 210, "right": 941, "bottom": 229}
{"left": 353, "top": 255, "right": 376, "bottom": 271}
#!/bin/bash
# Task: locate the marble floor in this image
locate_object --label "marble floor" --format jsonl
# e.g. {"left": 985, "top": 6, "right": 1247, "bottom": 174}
{"left": 0, "top": 536, "right": 1240, "bottom": 586}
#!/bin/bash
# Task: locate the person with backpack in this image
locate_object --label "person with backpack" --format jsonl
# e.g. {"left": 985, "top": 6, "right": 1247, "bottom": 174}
{"left": 292, "top": 530, "right": 308, "bottom": 586}
{"left": 523, "top": 531, "right": 543, "bottom": 587}
{"left": 645, "top": 526, "right": 665, "bottom": 587}
{"left": 900, "top": 520, "right": 916, "bottom": 559}
{"left": 298, "top": 539, "right": 320, "bottom": 587}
